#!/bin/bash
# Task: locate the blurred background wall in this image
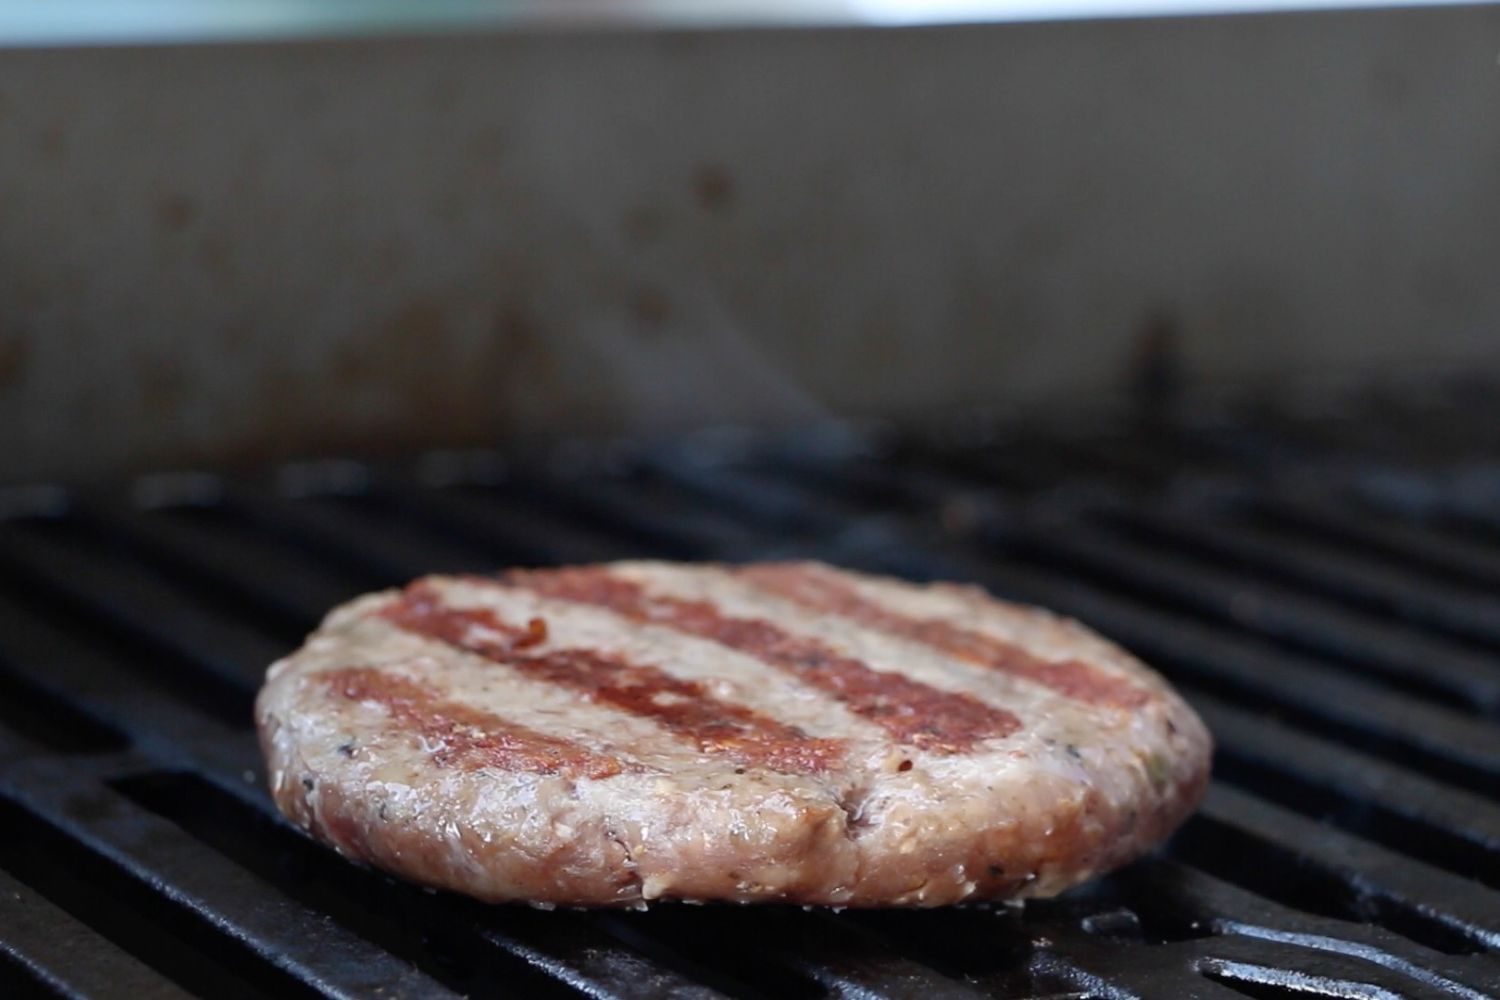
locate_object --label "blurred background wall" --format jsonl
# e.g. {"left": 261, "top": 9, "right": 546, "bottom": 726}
{"left": 2, "top": 3, "right": 1498, "bottom": 482}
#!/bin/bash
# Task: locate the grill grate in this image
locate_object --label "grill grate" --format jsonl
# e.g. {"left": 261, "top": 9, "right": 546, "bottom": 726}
{"left": 3, "top": 395, "right": 1500, "bottom": 998}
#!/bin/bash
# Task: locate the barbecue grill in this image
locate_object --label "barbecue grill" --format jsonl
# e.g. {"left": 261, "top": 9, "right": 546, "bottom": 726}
{"left": 3, "top": 385, "right": 1499, "bottom": 999}
{"left": 6, "top": 0, "right": 1500, "bottom": 994}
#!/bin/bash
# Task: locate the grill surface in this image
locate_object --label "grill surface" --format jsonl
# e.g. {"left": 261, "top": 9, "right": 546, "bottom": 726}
{"left": 3, "top": 388, "right": 1500, "bottom": 999}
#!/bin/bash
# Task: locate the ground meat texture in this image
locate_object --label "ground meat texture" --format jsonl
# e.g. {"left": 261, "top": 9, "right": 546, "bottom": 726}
{"left": 256, "top": 560, "right": 1212, "bottom": 907}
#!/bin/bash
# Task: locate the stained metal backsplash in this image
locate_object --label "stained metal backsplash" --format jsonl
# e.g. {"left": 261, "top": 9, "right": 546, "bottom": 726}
{"left": 2, "top": 2, "right": 1498, "bottom": 482}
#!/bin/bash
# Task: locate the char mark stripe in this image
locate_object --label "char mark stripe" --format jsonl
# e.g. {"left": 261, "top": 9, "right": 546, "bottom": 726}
{"left": 322, "top": 666, "right": 633, "bottom": 779}
{"left": 738, "top": 563, "right": 1150, "bottom": 710}
{"left": 380, "top": 582, "right": 843, "bottom": 774}
{"left": 503, "top": 567, "right": 1022, "bottom": 753}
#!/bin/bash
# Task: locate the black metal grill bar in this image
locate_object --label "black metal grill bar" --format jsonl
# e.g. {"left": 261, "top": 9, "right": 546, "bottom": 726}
{"left": 229, "top": 485, "right": 489, "bottom": 581}
{"left": 0, "top": 755, "right": 444, "bottom": 1000}
{"left": 1096, "top": 502, "right": 1500, "bottom": 657}
{"left": 752, "top": 445, "right": 978, "bottom": 517}
{"left": 375, "top": 479, "right": 632, "bottom": 567}
{"left": 1117, "top": 858, "right": 1498, "bottom": 999}
{"left": 78, "top": 499, "right": 357, "bottom": 634}
{"left": 1251, "top": 492, "right": 1500, "bottom": 594}
{"left": 0, "top": 591, "right": 253, "bottom": 774}
{"left": 781, "top": 930, "right": 998, "bottom": 1000}
{"left": 471, "top": 918, "right": 729, "bottom": 1000}
{"left": 1190, "top": 938, "right": 1475, "bottom": 1000}
{"left": 0, "top": 663, "right": 127, "bottom": 758}
{"left": 1000, "top": 518, "right": 1500, "bottom": 714}
{"left": 112, "top": 772, "right": 700, "bottom": 1000}
{"left": 1192, "top": 696, "right": 1500, "bottom": 889}
{"left": 1198, "top": 785, "right": 1500, "bottom": 951}
{"left": 0, "top": 521, "right": 281, "bottom": 708}
{"left": 1031, "top": 926, "right": 1482, "bottom": 1000}
{"left": 518, "top": 473, "right": 771, "bottom": 561}
{"left": 0, "top": 862, "right": 198, "bottom": 1000}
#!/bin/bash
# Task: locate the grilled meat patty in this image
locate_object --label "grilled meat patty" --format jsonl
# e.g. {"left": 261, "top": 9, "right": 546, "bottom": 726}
{"left": 256, "top": 561, "right": 1211, "bottom": 907}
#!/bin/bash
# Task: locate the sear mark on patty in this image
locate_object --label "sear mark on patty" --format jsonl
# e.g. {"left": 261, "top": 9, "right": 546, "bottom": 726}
{"left": 738, "top": 562, "right": 1151, "bottom": 709}
{"left": 382, "top": 581, "right": 845, "bottom": 774}
{"left": 322, "top": 665, "right": 635, "bottom": 779}
{"left": 504, "top": 567, "right": 1022, "bottom": 752}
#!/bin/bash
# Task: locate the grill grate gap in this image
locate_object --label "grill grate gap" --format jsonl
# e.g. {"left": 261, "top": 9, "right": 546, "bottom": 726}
{"left": 0, "top": 951, "right": 61, "bottom": 1000}
{"left": 0, "top": 794, "right": 312, "bottom": 1000}
{"left": 1169, "top": 815, "right": 1482, "bottom": 957}
{"left": 112, "top": 771, "right": 595, "bottom": 999}
{"left": 0, "top": 667, "right": 127, "bottom": 754}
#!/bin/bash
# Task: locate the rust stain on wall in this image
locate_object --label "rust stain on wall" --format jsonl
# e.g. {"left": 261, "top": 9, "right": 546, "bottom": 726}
{"left": 692, "top": 163, "right": 735, "bottom": 214}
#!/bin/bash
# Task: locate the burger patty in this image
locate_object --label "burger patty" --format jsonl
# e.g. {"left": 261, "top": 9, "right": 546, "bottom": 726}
{"left": 256, "top": 561, "right": 1212, "bottom": 907}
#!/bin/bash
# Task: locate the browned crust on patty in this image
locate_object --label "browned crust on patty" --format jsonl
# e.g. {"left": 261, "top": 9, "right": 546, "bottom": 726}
{"left": 256, "top": 561, "right": 1212, "bottom": 907}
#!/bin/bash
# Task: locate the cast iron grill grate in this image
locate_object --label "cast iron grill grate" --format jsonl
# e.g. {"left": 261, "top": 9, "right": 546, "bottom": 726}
{"left": 3, "top": 393, "right": 1500, "bottom": 998}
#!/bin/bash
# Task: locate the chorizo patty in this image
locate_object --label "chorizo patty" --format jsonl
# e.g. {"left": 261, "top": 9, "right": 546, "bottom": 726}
{"left": 256, "top": 561, "right": 1211, "bottom": 907}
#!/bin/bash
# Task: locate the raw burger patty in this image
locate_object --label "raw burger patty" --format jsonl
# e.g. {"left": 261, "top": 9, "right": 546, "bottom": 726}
{"left": 257, "top": 561, "right": 1211, "bottom": 907}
